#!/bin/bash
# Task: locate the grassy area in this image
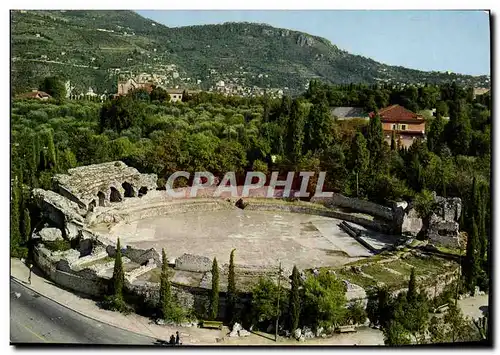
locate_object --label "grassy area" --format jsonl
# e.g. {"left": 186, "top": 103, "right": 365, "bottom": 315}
{"left": 436, "top": 246, "right": 463, "bottom": 256}
{"left": 335, "top": 270, "right": 378, "bottom": 289}
{"left": 384, "top": 260, "right": 415, "bottom": 277}
{"left": 361, "top": 264, "right": 404, "bottom": 287}
{"left": 402, "top": 255, "right": 453, "bottom": 274}
{"left": 43, "top": 239, "right": 71, "bottom": 252}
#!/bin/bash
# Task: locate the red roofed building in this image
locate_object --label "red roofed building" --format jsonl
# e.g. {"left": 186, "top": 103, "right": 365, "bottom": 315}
{"left": 16, "top": 90, "right": 52, "bottom": 100}
{"left": 369, "top": 105, "right": 426, "bottom": 148}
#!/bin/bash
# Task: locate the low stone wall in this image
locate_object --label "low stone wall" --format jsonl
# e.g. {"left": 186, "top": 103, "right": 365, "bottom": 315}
{"left": 34, "top": 246, "right": 108, "bottom": 297}
{"left": 175, "top": 253, "right": 213, "bottom": 273}
{"left": 106, "top": 245, "right": 160, "bottom": 266}
{"left": 244, "top": 202, "right": 392, "bottom": 234}
{"left": 311, "top": 193, "right": 394, "bottom": 221}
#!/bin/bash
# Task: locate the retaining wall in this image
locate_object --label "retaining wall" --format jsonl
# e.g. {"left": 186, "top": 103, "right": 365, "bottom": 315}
{"left": 244, "top": 203, "right": 392, "bottom": 233}
{"left": 34, "top": 246, "right": 108, "bottom": 297}
{"left": 311, "top": 193, "right": 394, "bottom": 221}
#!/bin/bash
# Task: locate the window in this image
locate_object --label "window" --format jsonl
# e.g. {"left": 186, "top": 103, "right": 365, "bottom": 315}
{"left": 401, "top": 124, "right": 407, "bottom": 130}
{"left": 392, "top": 124, "right": 397, "bottom": 130}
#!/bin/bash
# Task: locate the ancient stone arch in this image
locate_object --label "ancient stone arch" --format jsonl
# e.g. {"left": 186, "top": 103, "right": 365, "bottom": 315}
{"left": 122, "top": 182, "right": 135, "bottom": 198}
{"left": 97, "top": 191, "right": 106, "bottom": 207}
{"left": 138, "top": 186, "right": 148, "bottom": 197}
{"left": 110, "top": 187, "right": 122, "bottom": 202}
{"left": 88, "top": 199, "right": 96, "bottom": 212}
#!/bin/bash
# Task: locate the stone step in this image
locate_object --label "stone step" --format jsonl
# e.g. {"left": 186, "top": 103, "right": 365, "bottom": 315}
{"left": 71, "top": 248, "right": 109, "bottom": 270}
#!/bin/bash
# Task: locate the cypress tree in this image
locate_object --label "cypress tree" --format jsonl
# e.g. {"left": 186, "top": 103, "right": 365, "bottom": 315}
{"left": 464, "top": 218, "right": 480, "bottom": 293}
{"left": 111, "top": 238, "right": 125, "bottom": 299}
{"left": 390, "top": 132, "right": 396, "bottom": 151}
{"left": 159, "top": 248, "right": 172, "bottom": 320}
{"left": 209, "top": 257, "right": 219, "bottom": 320}
{"left": 10, "top": 179, "right": 21, "bottom": 256}
{"left": 366, "top": 114, "right": 384, "bottom": 170}
{"left": 289, "top": 265, "right": 301, "bottom": 332}
{"left": 23, "top": 208, "right": 31, "bottom": 243}
{"left": 44, "top": 130, "right": 57, "bottom": 170}
{"left": 287, "top": 99, "right": 306, "bottom": 163}
{"left": 34, "top": 134, "right": 41, "bottom": 169}
{"left": 478, "top": 186, "right": 487, "bottom": 261}
{"left": 407, "top": 268, "right": 417, "bottom": 304}
{"left": 226, "top": 249, "right": 237, "bottom": 322}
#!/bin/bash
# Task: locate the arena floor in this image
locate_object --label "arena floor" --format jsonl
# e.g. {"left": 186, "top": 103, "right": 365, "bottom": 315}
{"left": 103, "top": 209, "right": 375, "bottom": 270}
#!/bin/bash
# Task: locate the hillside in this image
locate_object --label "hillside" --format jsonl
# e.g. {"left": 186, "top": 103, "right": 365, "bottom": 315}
{"left": 10, "top": 10, "right": 490, "bottom": 95}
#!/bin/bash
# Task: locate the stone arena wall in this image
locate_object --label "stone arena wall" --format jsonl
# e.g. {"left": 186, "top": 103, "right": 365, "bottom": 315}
{"left": 243, "top": 202, "right": 392, "bottom": 233}
{"left": 311, "top": 193, "right": 394, "bottom": 221}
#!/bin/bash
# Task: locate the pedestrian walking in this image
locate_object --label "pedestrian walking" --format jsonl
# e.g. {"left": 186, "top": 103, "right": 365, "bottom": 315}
{"left": 175, "top": 331, "right": 181, "bottom": 345}
{"left": 28, "top": 262, "right": 33, "bottom": 285}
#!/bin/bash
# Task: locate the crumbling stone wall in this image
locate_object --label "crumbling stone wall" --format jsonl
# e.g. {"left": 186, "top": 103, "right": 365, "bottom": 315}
{"left": 311, "top": 193, "right": 394, "bottom": 221}
{"left": 175, "top": 253, "right": 213, "bottom": 273}
{"left": 106, "top": 245, "right": 161, "bottom": 266}
{"left": 34, "top": 246, "right": 108, "bottom": 297}
{"left": 32, "top": 188, "right": 85, "bottom": 239}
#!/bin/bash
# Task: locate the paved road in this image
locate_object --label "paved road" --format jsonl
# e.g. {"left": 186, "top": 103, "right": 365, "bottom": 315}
{"left": 10, "top": 279, "right": 158, "bottom": 345}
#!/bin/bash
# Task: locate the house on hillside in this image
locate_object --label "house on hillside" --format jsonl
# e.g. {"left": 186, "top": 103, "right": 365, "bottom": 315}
{"left": 473, "top": 87, "right": 490, "bottom": 99}
{"left": 369, "top": 105, "right": 426, "bottom": 149}
{"left": 165, "top": 88, "right": 184, "bottom": 102}
{"left": 117, "top": 78, "right": 154, "bottom": 96}
{"left": 331, "top": 107, "right": 369, "bottom": 121}
{"left": 16, "top": 90, "right": 52, "bottom": 101}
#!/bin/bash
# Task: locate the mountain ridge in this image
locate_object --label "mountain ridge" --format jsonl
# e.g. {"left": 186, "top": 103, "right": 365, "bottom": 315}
{"left": 10, "top": 10, "right": 490, "bottom": 95}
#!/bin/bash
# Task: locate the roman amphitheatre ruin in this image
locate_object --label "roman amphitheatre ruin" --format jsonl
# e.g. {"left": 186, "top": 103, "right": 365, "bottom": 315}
{"left": 30, "top": 161, "right": 463, "bottom": 316}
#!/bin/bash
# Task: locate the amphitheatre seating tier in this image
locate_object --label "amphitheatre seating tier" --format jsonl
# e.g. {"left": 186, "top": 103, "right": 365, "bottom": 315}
{"left": 53, "top": 161, "right": 157, "bottom": 210}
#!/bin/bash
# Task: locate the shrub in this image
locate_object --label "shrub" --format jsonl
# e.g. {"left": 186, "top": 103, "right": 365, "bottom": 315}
{"left": 43, "top": 239, "right": 71, "bottom": 252}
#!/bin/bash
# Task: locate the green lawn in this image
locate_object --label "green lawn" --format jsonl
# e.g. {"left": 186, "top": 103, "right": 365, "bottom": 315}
{"left": 361, "top": 264, "right": 405, "bottom": 287}
{"left": 384, "top": 260, "right": 415, "bottom": 277}
{"left": 335, "top": 270, "right": 378, "bottom": 289}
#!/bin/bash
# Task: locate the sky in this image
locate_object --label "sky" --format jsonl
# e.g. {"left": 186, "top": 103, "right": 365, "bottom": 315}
{"left": 136, "top": 10, "right": 490, "bottom": 76}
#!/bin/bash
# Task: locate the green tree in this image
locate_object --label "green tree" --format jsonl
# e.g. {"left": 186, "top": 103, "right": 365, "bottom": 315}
{"left": 289, "top": 265, "right": 301, "bottom": 332}
{"left": 42, "top": 129, "right": 57, "bottom": 170}
{"left": 250, "top": 277, "right": 289, "bottom": 330}
{"left": 10, "top": 179, "right": 22, "bottom": 256}
{"left": 427, "top": 114, "right": 446, "bottom": 154}
{"left": 209, "top": 257, "right": 220, "bottom": 320}
{"left": 99, "top": 96, "right": 146, "bottom": 133}
{"left": 286, "top": 99, "right": 307, "bottom": 164}
{"left": 302, "top": 270, "right": 346, "bottom": 329}
{"left": 414, "top": 189, "right": 435, "bottom": 220}
{"left": 150, "top": 86, "right": 169, "bottom": 102}
{"left": 366, "top": 114, "right": 385, "bottom": 169}
{"left": 226, "top": 249, "right": 237, "bottom": 323}
{"left": 22, "top": 208, "right": 31, "bottom": 243}
{"left": 346, "top": 301, "right": 367, "bottom": 325}
{"left": 463, "top": 218, "right": 481, "bottom": 293}
{"left": 39, "top": 76, "right": 66, "bottom": 99}
{"left": 384, "top": 321, "right": 412, "bottom": 345}
{"left": 304, "top": 94, "right": 333, "bottom": 153}
{"left": 111, "top": 238, "right": 125, "bottom": 299}
{"left": 407, "top": 268, "right": 417, "bottom": 304}
{"left": 159, "top": 248, "right": 173, "bottom": 320}
{"left": 445, "top": 100, "right": 472, "bottom": 156}
{"left": 444, "top": 302, "right": 474, "bottom": 342}
{"left": 428, "top": 316, "right": 446, "bottom": 343}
